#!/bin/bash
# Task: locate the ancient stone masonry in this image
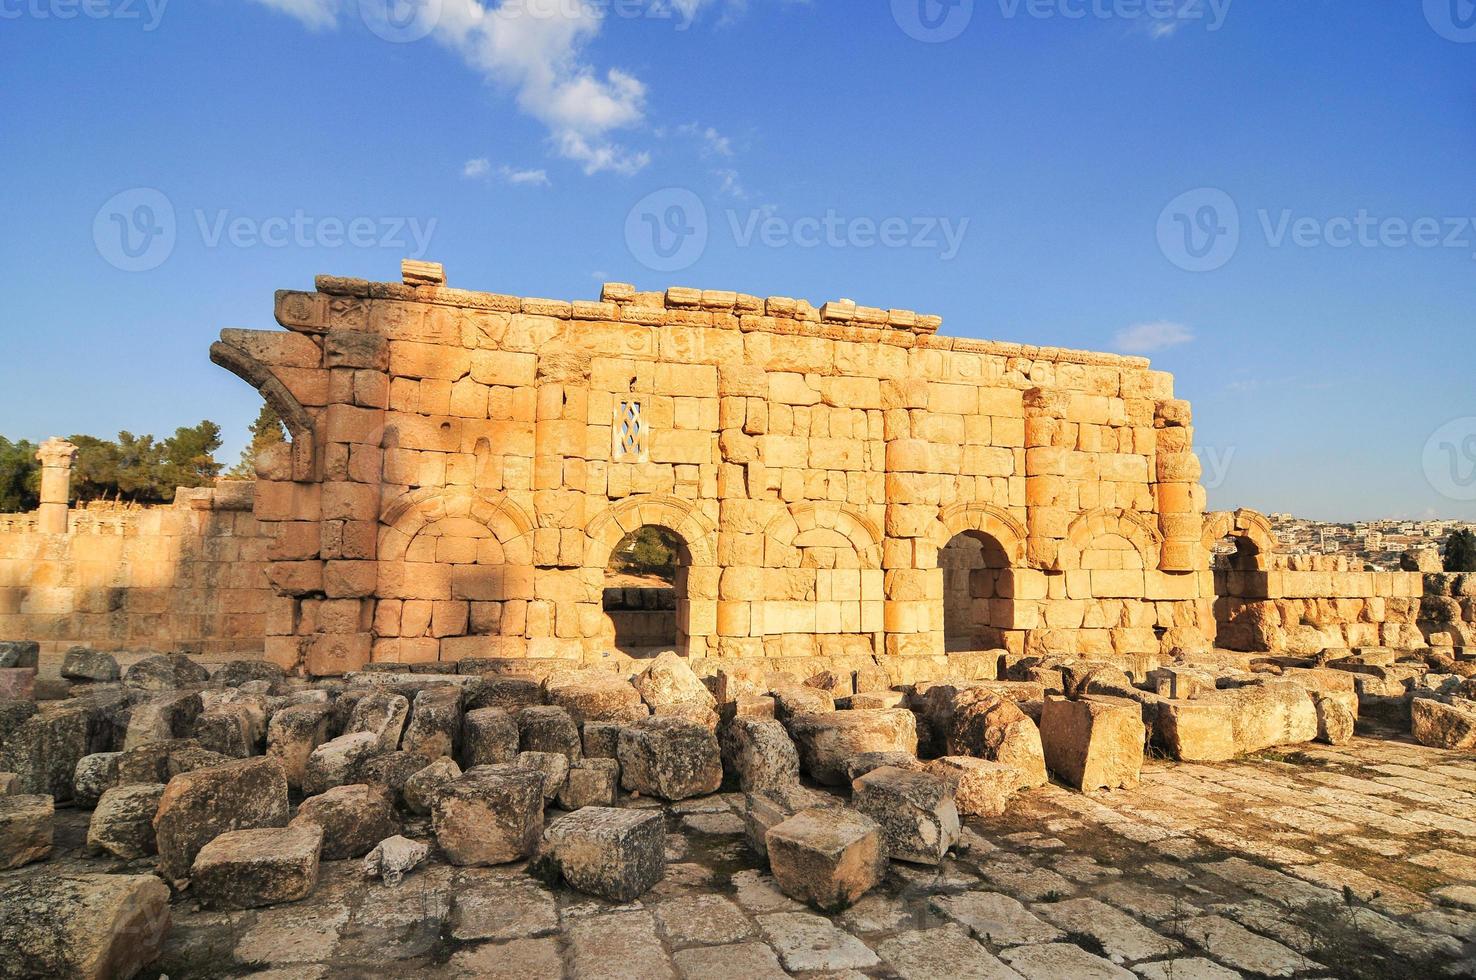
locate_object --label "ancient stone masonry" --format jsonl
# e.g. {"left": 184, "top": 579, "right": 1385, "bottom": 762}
{"left": 204, "top": 260, "right": 1254, "bottom": 677}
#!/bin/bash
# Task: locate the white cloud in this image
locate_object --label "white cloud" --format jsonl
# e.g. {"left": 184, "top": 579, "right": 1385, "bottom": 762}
{"left": 713, "top": 167, "right": 745, "bottom": 198}
{"left": 678, "top": 122, "right": 734, "bottom": 157}
{"left": 499, "top": 165, "right": 551, "bottom": 186}
{"left": 251, "top": 0, "right": 338, "bottom": 29}
{"left": 462, "top": 158, "right": 492, "bottom": 179}
{"left": 1113, "top": 321, "right": 1194, "bottom": 353}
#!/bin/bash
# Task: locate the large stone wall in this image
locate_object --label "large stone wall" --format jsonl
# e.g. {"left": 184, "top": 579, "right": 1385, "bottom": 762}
{"left": 213, "top": 261, "right": 1222, "bottom": 676}
{"left": 0, "top": 484, "right": 273, "bottom": 655}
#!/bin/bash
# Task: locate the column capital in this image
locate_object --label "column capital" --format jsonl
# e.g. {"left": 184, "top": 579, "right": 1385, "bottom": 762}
{"left": 35, "top": 437, "right": 79, "bottom": 468}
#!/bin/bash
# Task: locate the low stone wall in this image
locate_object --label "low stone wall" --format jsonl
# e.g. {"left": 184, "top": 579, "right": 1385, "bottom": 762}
{"left": 0, "top": 483, "right": 274, "bottom": 656}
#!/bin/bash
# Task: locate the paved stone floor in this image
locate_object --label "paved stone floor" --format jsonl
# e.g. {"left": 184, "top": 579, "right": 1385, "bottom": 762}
{"left": 35, "top": 725, "right": 1476, "bottom": 979}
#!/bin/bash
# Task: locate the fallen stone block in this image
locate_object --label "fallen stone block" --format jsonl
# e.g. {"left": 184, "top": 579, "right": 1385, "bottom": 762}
{"left": 87, "top": 783, "right": 165, "bottom": 860}
{"left": 363, "top": 834, "right": 429, "bottom": 886}
{"left": 265, "top": 702, "right": 334, "bottom": 791}
{"left": 581, "top": 720, "right": 624, "bottom": 759}
{"left": 1312, "top": 691, "right": 1355, "bottom": 745}
{"left": 153, "top": 756, "right": 289, "bottom": 882}
{"left": 720, "top": 717, "right": 800, "bottom": 791}
{"left": 302, "top": 731, "right": 381, "bottom": 796}
{"left": 1041, "top": 696, "right": 1144, "bottom": 793}
{"left": 73, "top": 752, "right": 121, "bottom": 808}
{"left": 1158, "top": 700, "right": 1236, "bottom": 762}
{"left": 742, "top": 783, "right": 840, "bottom": 857}
{"left": 0, "top": 794, "right": 53, "bottom": 869}
{"left": 766, "top": 806, "right": 885, "bottom": 912}
{"left": 617, "top": 716, "right": 723, "bottom": 800}
{"left": 357, "top": 750, "right": 432, "bottom": 796}
{"left": 61, "top": 647, "right": 120, "bottom": 684}
{"left": 124, "top": 691, "right": 204, "bottom": 750}
{"left": 114, "top": 739, "right": 229, "bottom": 786}
{"left": 1146, "top": 666, "right": 1216, "bottom": 699}
{"left": 843, "top": 691, "right": 906, "bottom": 710}
{"left": 402, "top": 686, "right": 463, "bottom": 760}
{"left": 516, "top": 750, "right": 570, "bottom": 803}
{"left": 1209, "top": 681, "right": 1319, "bottom": 754}
{"left": 771, "top": 684, "right": 835, "bottom": 720}
{"left": 345, "top": 691, "right": 410, "bottom": 753}
{"left": 461, "top": 707, "right": 519, "bottom": 768}
{"left": 843, "top": 751, "right": 925, "bottom": 783}
{"left": 0, "top": 640, "right": 39, "bottom": 669}
{"left": 123, "top": 653, "right": 211, "bottom": 692}
{"left": 850, "top": 766, "right": 960, "bottom": 865}
{"left": 948, "top": 695, "right": 1049, "bottom": 788}
{"left": 293, "top": 783, "right": 399, "bottom": 860}
{"left": 465, "top": 674, "right": 546, "bottom": 713}
{"left": 191, "top": 823, "right": 323, "bottom": 909}
{"left": 212, "top": 660, "right": 287, "bottom": 689}
{"left": 635, "top": 651, "right": 716, "bottom": 713}
{"left": 786, "top": 709, "right": 918, "bottom": 786}
{"left": 1412, "top": 696, "right": 1476, "bottom": 750}
{"left": 518, "top": 705, "right": 582, "bottom": 761}
{"left": 544, "top": 670, "right": 648, "bottom": 724}
{"left": 402, "top": 756, "right": 462, "bottom": 815}
{"left": 1, "top": 701, "right": 109, "bottom": 800}
{"left": 651, "top": 701, "right": 719, "bottom": 729}
{"left": 0, "top": 873, "right": 170, "bottom": 980}
{"left": 433, "top": 765, "right": 545, "bottom": 866}
{"left": 192, "top": 704, "right": 259, "bottom": 758}
{"left": 719, "top": 694, "right": 777, "bottom": 721}
{"left": 926, "top": 756, "right": 1019, "bottom": 817}
{"left": 531, "top": 806, "right": 665, "bottom": 901}
{"left": 0, "top": 667, "right": 34, "bottom": 701}
{"left": 558, "top": 757, "right": 620, "bottom": 810}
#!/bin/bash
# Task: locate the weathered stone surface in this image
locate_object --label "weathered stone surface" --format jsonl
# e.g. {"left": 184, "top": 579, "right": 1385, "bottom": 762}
{"left": 73, "top": 751, "right": 121, "bottom": 808}
{"left": 1311, "top": 690, "right": 1355, "bottom": 745}
{"left": 743, "top": 783, "right": 840, "bottom": 857}
{"left": 719, "top": 716, "right": 800, "bottom": 791}
{"left": 568, "top": 909, "right": 675, "bottom": 979}
{"left": 464, "top": 674, "right": 545, "bottom": 713}
{"left": 356, "top": 749, "right": 431, "bottom": 795}
{"left": 345, "top": 691, "right": 410, "bottom": 753}
{"left": 0, "top": 794, "right": 53, "bottom": 869}
{"left": 786, "top": 709, "right": 918, "bottom": 786}
{"left": 558, "top": 757, "right": 620, "bottom": 810}
{"left": 531, "top": 805, "right": 665, "bottom": 901}
{"left": 191, "top": 823, "right": 323, "bottom": 909}
{"left": 927, "top": 756, "right": 1019, "bottom": 816}
{"left": 460, "top": 706, "right": 519, "bottom": 767}
{"left": 1, "top": 701, "right": 107, "bottom": 800}
{"left": 930, "top": 891, "right": 1065, "bottom": 945}
{"left": 192, "top": 703, "right": 260, "bottom": 758}
{"left": 766, "top": 806, "right": 885, "bottom": 911}
{"left": 86, "top": 783, "right": 165, "bottom": 860}
{"left": 636, "top": 651, "right": 717, "bottom": 712}
{"left": 771, "top": 684, "right": 835, "bottom": 719}
{"left": 292, "top": 783, "right": 399, "bottom": 859}
{"left": 401, "top": 686, "right": 463, "bottom": 759}
{"left": 123, "top": 653, "right": 211, "bottom": 691}
{"left": 0, "top": 772, "right": 13, "bottom": 795}
{"left": 1158, "top": 700, "right": 1236, "bottom": 762}
{"left": 949, "top": 696, "right": 1050, "bottom": 788}
{"left": 618, "top": 716, "right": 723, "bottom": 800}
{"left": 581, "top": 719, "right": 624, "bottom": 759}
{"left": 1040, "top": 696, "right": 1144, "bottom": 793}
{"left": 363, "top": 834, "right": 429, "bottom": 887}
{"left": 302, "top": 731, "right": 380, "bottom": 796}
{"left": 0, "top": 873, "right": 170, "bottom": 980}
{"left": 114, "top": 739, "right": 229, "bottom": 785}
{"left": 212, "top": 659, "right": 287, "bottom": 688}
{"left": 402, "top": 755, "right": 462, "bottom": 814}
{"left": 1034, "top": 896, "right": 1182, "bottom": 961}
{"left": 851, "top": 766, "right": 961, "bottom": 865}
{"left": 265, "top": 702, "right": 334, "bottom": 791}
{"left": 1204, "top": 680, "right": 1318, "bottom": 754}
{"left": 999, "top": 941, "right": 1134, "bottom": 979}
{"left": 1412, "top": 697, "right": 1476, "bottom": 750}
{"left": 515, "top": 749, "right": 570, "bottom": 802}
{"left": 756, "top": 911, "right": 880, "bottom": 972}
{"left": 432, "top": 765, "right": 544, "bottom": 865}
{"left": 876, "top": 922, "right": 1021, "bottom": 980}
{"left": 153, "top": 756, "right": 290, "bottom": 882}
{"left": 544, "top": 670, "right": 648, "bottom": 724}
{"left": 654, "top": 893, "right": 754, "bottom": 946}
{"left": 518, "top": 704, "right": 582, "bottom": 761}
{"left": 124, "top": 690, "right": 204, "bottom": 750}
{"left": 449, "top": 871, "right": 559, "bottom": 941}
{"left": 672, "top": 941, "right": 788, "bottom": 980}
{"left": 0, "top": 640, "right": 39, "bottom": 669}
{"left": 61, "top": 647, "right": 120, "bottom": 683}
{"left": 844, "top": 750, "right": 926, "bottom": 782}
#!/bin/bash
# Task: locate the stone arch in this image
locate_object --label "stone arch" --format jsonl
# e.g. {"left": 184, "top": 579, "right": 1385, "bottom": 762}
{"left": 764, "top": 502, "right": 882, "bottom": 570}
{"left": 378, "top": 487, "right": 535, "bottom": 565}
{"left": 1057, "top": 508, "right": 1162, "bottom": 572}
{"left": 1203, "top": 508, "right": 1277, "bottom": 571}
{"left": 930, "top": 503, "right": 1028, "bottom": 564}
{"left": 209, "top": 340, "right": 316, "bottom": 480}
{"left": 585, "top": 495, "right": 717, "bottom": 571}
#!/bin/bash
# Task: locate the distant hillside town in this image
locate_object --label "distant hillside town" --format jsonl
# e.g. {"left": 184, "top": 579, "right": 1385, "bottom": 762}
{"left": 1263, "top": 514, "right": 1476, "bottom": 571}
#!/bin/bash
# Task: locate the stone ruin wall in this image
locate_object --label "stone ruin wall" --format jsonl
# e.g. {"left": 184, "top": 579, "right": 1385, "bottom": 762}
{"left": 0, "top": 483, "right": 273, "bottom": 656}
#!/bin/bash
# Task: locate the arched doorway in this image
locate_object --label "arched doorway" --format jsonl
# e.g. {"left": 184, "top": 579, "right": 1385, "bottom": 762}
{"left": 603, "top": 525, "right": 690, "bottom": 657}
{"left": 941, "top": 530, "right": 1015, "bottom": 652}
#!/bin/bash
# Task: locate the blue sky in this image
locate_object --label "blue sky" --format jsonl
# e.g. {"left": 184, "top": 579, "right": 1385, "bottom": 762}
{"left": 1, "top": 0, "right": 1473, "bottom": 521}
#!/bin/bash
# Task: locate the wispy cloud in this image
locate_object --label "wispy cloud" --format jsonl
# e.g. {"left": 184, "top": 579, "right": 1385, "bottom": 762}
{"left": 463, "top": 158, "right": 552, "bottom": 186}
{"left": 462, "top": 158, "right": 492, "bottom": 179}
{"left": 713, "top": 168, "right": 746, "bottom": 198}
{"left": 678, "top": 122, "right": 735, "bottom": 158}
{"left": 1113, "top": 320, "right": 1194, "bottom": 353}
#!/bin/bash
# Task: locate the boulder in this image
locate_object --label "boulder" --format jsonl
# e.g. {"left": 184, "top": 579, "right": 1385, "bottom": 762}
{"left": 0, "top": 640, "right": 39, "bottom": 669}
{"left": 265, "top": 702, "right": 335, "bottom": 791}
{"left": 432, "top": 765, "right": 545, "bottom": 866}
{"left": 356, "top": 750, "right": 431, "bottom": 796}
{"left": 635, "top": 652, "right": 716, "bottom": 712}
{"left": 402, "top": 686, "right": 463, "bottom": 760}
{"left": 530, "top": 806, "right": 664, "bottom": 901}
{"left": 516, "top": 751, "right": 570, "bottom": 803}
{"left": 0, "top": 701, "right": 108, "bottom": 800}
{"left": 123, "top": 691, "right": 203, "bottom": 750}
{"left": 191, "top": 823, "right": 323, "bottom": 909}
{"left": 766, "top": 807, "right": 885, "bottom": 912}
{"left": 719, "top": 717, "right": 800, "bottom": 791}
{"left": 518, "top": 705, "right": 582, "bottom": 761}
{"left": 843, "top": 751, "right": 925, "bottom": 783}
{"left": 581, "top": 720, "right": 624, "bottom": 759}
{"left": 949, "top": 696, "right": 1048, "bottom": 789}
{"left": 544, "top": 670, "right": 648, "bottom": 724}
{"left": 345, "top": 691, "right": 410, "bottom": 753}
{"left": 0, "top": 873, "right": 170, "bottom": 980}
{"left": 363, "top": 834, "right": 430, "bottom": 886}
{"left": 302, "top": 731, "right": 380, "bottom": 796}
{"left": 72, "top": 752, "right": 121, "bottom": 808}
{"left": 558, "top": 758, "right": 621, "bottom": 810}
{"left": 461, "top": 707, "right": 520, "bottom": 768}
{"left": 212, "top": 660, "right": 286, "bottom": 688}
{"left": 61, "top": 648, "right": 119, "bottom": 684}
{"left": 926, "top": 757, "right": 1018, "bottom": 817}
{"left": 1040, "top": 697, "right": 1144, "bottom": 793}
{"left": 0, "top": 794, "right": 53, "bottom": 869}
{"left": 1312, "top": 691, "right": 1355, "bottom": 745}
{"left": 1412, "top": 697, "right": 1476, "bottom": 751}
{"left": 86, "top": 784, "right": 165, "bottom": 860}
{"left": 1157, "top": 701, "right": 1236, "bottom": 762}
{"left": 292, "top": 783, "right": 399, "bottom": 860}
{"left": 114, "top": 740, "right": 229, "bottom": 785}
{"left": 850, "top": 766, "right": 960, "bottom": 865}
{"left": 402, "top": 756, "right": 463, "bottom": 815}
{"left": 192, "top": 704, "right": 260, "bottom": 758}
{"left": 153, "top": 756, "right": 290, "bottom": 882}
{"left": 771, "top": 685, "right": 835, "bottom": 720}
{"left": 123, "top": 653, "right": 210, "bottom": 692}
{"left": 617, "top": 716, "right": 723, "bottom": 801}
{"left": 786, "top": 709, "right": 918, "bottom": 786}
{"left": 742, "top": 784, "right": 839, "bottom": 857}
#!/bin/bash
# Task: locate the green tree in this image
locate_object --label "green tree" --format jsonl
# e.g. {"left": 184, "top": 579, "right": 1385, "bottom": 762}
{"left": 228, "top": 404, "right": 287, "bottom": 479}
{"left": 0, "top": 437, "right": 40, "bottom": 512}
{"left": 614, "top": 526, "right": 680, "bottom": 577}
{"left": 157, "top": 420, "right": 223, "bottom": 491}
{"left": 1446, "top": 529, "right": 1476, "bottom": 573}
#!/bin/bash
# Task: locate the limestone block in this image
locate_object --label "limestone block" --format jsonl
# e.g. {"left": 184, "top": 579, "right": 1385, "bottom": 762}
{"left": 558, "top": 757, "right": 621, "bottom": 810}
{"left": 461, "top": 707, "right": 520, "bottom": 768}
{"left": 123, "top": 653, "right": 211, "bottom": 691}
{"left": 843, "top": 751, "right": 925, "bottom": 782}
{"left": 544, "top": 671, "right": 648, "bottom": 724}
{"left": 191, "top": 823, "right": 323, "bottom": 909}
{"left": 617, "top": 716, "right": 723, "bottom": 801}
{"left": 770, "top": 684, "right": 835, "bottom": 719}
{"left": 926, "top": 757, "right": 1019, "bottom": 816}
{"left": 302, "top": 731, "right": 380, "bottom": 796}
{"left": 766, "top": 807, "right": 885, "bottom": 912}
{"left": 0, "top": 873, "right": 171, "bottom": 980}
{"left": 292, "top": 783, "right": 399, "bottom": 860}
{"left": 432, "top": 765, "right": 544, "bottom": 866}
{"left": 72, "top": 752, "right": 121, "bottom": 809}
{"left": 786, "top": 709, "right": 918, "bottom": 786}
{"left": 362, "top": 834, "right": 430, "bottom": 887}
{"left": 850, "top": 766, "right": 960, "bottom": 865}
{"left": 634, "top": 651, "right": 716, "bottom": 712}
{"left": 1039, "top": 697, "right": 1144, "bottom": 793}
{"left": 518, "top": 705, "right": 583, "bottom": 762}
{"left": 87, "top": 783, "right": 165, "bottom": 860}
{"left": 154, "top": 757, "right": 290, "bottom": 882}
{"left": 345, "top": 691, "right": 410, "bottom": 753}
{"left": 516, "top": 750, "right": 570, "bottom": 803}
{"left": 1411, "top": 697, "right": 1476, "bottom": 751}
{"left": 0, "top": 794, "right": 53, "bottom": 869}
{"left": 531, "top": 806, "right": 665, "bottom": 901}
{"left": 1206, "top": 681, "right": 1318, "bottom": 754}
{"left": 581, "top": 720, "right": 624, "bottom": 759}
{"left": 0, "top": 641, "right": 39, "bottom": 668}
{"left": 61, "top": 647, "right": 119, "bottom": 684}
{"left": 1158, "top": 701, "right": 1236, "bottom": 762}
{"left": 266, "top": 702, "right": 334, "bottom": 791}
{"left": 742, "top": 783, "right": 839, "bottom": 858}
{"left": 947, "top": 695, "right": 1049, "bottom": 789}
{"left": 1311, "top": 692, "right": 1355, "bottom": 745}
{"left": 402, "top": 756, "right": 462, "bottom": 815}
{"left": 402, "top": 686, "right": 463, "bottom": 760}
{"left": 719, "top": 717, "right": 800, "bottom": 792}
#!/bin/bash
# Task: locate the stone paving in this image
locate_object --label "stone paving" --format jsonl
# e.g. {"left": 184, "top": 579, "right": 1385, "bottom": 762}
{"left": 26, "top": 726, "right": 1476, "bottom": 979}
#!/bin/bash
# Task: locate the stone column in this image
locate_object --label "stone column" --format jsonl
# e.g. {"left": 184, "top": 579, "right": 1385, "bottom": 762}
{"left": 1154, "top": 399, "right": 1204, "bottom": 572}
{"left": 1022, "top": 389, "right": 1069, "bottom": 570}
{"left": 34, "top": 438, "right": 78, "bottom": 535}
